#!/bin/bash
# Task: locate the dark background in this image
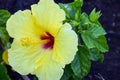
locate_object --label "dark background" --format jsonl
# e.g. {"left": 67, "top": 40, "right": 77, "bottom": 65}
{"left": 0, "top": 0, "right": 120, "bottom": 80}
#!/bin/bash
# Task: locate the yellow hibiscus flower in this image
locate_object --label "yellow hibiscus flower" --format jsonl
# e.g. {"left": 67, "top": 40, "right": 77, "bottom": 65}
{"left": 6, "top": 0, "right": 78, "bottom": 80}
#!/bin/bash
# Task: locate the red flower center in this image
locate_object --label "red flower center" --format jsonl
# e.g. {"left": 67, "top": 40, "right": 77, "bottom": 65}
{"left": 40, "top": 32, "right": 54, "bottom": 49}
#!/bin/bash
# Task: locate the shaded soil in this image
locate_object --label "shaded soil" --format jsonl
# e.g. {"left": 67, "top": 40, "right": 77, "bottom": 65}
{"left": 0, "top": 0, "right": 120, "bottom": 80}
{"left": 83, "top": 0, "right": 120, "bottom": 80}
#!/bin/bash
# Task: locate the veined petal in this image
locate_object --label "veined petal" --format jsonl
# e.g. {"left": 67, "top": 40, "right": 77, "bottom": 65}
{"left": 31, "top": 0, "right": 65, "bottom": 36}
{"left": 34, "top": 52, "right": 63, "bottom": 80}
{"left": 53, "top": 23, "right": 78, "bottom": 66}
{"left": 6, "top": 10, "right": 43, "bottom": 38}
{"left": 8, "top": 39, "right": 44, "bottom": 75}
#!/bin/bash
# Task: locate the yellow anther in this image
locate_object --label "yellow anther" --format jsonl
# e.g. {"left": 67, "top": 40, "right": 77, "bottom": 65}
{"left": 20, "top": 37, "right": 30, "bottom": 46}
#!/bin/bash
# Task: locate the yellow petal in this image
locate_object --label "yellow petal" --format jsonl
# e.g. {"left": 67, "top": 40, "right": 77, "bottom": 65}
{"left": 2, "top": 50, "right": 9, "bottom": 65}
{"left": 6, "top": 10, "right": 43, "bottom": 38}
{"left": 31, "top": 0, "right": 65, "bottom": 36}
{"left": 53, "top": 23, "right": 78, "bottom": 67}
{"left": 34, "top": 52, "right": 63, "bottom": 80}
{"left": 8, "top": 39, "right": 43, "bottom": 75}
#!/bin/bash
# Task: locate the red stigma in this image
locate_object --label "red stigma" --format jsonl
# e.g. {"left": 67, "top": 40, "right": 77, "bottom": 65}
{"left": 41, "top": 32, "right": 54, "bottom": 49}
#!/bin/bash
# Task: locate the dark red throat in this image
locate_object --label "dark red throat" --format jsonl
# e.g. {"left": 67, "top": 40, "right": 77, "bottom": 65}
{"left": 40, "top": 32, "right": 54, "bottom": 49}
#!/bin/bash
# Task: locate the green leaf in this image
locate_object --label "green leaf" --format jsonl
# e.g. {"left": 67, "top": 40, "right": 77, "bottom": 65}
{"left": 81, "top": 30, "right": 108, "bottom": 52}
{"left": 71, "top": 45, "right": 91, "bottom": 79}
{"left": 71, "top": 20, "right": 80, "bottom": 27}
{"left": 0, "top": 10, "right": 11, "bottom": 27}
{"left": 71, "top": 54, "right": 81, "bottom": 78}
{"left": 59, "top": 0, "right": 83, "bottom": 24}
{"left": 80, "top": 13, "right": 90, "bottom": 26}
{"left": 0, "top": 51, "right": 3, "bottom": 62}
{"left": 59, "top": 4, "right": 72, "bottom": 19}
{"left": 89, "top": 48, "right": 104, "bottom": 62}
{"left": 59, "top": 3, "right": 77, "bottom": 20}
{"left": 89, "top": 8, "right": 102, "bottom": 22}
{"left": 0, "top": 27, "right": 10, "bottom": 46}
{"left": 87, "top": 24, "right": 106, "bottom": 38}
{"left": 80, "top": 23, "right": 108, "bottom": 52}
{"left": 0, "top": 10, "right": 10, "bottom": 47}
{"left": 60, "top": 65, "right": 73, "bottom": 80}
{"left": 98, "top": 54, "right": 104, "bottom": 62}
{"left": 78, "top": 45, "right": 91, "bottom": 79}
{"left": 74, "top": 0, "right": 83, "bottom": 7}
{"left": 0, "top": 64, "right": 10, "bottom": 80}
{"left": 33, "top": 76, "right": 38, "bottom": 80}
